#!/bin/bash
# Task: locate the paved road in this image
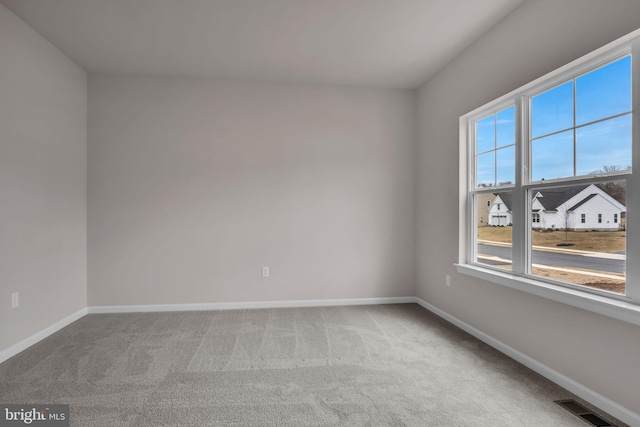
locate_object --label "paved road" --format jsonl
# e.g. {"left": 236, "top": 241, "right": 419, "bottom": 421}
{"left": 478, "top": 244, "right": 625, "bottom": 274}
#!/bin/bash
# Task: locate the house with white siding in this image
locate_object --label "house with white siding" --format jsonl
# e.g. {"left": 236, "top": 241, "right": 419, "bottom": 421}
{"left": 487, "top": 194, "right": 512, "bottom": 226}
{"left": 488, "top": 184, "right": 625, "bottom": 230}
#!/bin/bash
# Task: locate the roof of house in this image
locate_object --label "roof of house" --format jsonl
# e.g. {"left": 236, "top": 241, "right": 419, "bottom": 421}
{"left": 493, "top": 185, "right": 590, "bottom": 212}
{"left": 494, "top": 193, "right": 513, "bottom": 211}
{"left": 533, "top": 185, "right": 588, "bottom": 211}
{"left": 567, "top": 193, "right": 597, "bottom": 211}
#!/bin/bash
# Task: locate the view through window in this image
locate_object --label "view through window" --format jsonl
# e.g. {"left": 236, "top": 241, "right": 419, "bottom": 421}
{"left": 471, "top": 53, "right": 631, "bottom": 297}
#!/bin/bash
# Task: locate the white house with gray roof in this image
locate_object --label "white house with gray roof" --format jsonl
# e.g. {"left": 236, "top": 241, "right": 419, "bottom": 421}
{"left": 488, "top": 184, "right": 625, "bottom": 230}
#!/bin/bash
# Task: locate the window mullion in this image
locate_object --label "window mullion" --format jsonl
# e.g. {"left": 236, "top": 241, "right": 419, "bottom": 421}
{"left": 511, "top": 96, "right": 526, "bottom": 274}
{"left": 624, "top": 39, "right": 640, "bottom": 301}
{"left": 573, "top": 78, "right": 577, "bottom": 177}
{"left": 493, "top": 115, "right": 498, "bottom": 186}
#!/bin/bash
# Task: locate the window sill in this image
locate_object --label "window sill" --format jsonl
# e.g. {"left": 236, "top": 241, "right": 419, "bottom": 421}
{"left": 455, "top": 263, "right": 640, "bottom": 326}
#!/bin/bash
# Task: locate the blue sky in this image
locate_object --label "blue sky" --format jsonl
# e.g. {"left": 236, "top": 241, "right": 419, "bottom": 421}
{"left": 477, "top": 106, "right": 515, "bottom": 186}
{"left": 477, "top": 55, "right": 632, "bottom": 186}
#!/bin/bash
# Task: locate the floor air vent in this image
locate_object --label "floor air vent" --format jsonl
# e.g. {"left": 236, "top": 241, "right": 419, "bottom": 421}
{"left": 555, "top": 400, "right": 615, "bottom": 427}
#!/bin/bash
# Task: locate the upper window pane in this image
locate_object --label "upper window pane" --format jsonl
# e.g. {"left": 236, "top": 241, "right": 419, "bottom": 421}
{"left": 576, "top": 56, "right": 632, "bottom": 125}
{"left": 576, "top": 114, "right": 632, "bottom": 176}
{"left": 475, "top": 106, "right": 515, "bottom": 188}
{"left": 531, "top": 130, "right": 574, "bottom": 181}
{"left": 531, "top": 81, "right": 573, "bottom": 138}
{"left": 476, "top": 115, "right": 495, "bottom": 153}
{"left": 496, "top": 146, "right": 515, "bottom": 185}
{"left": 530, "top": 56, "right": 632, "bottom": 182}
{"left": 477, "top": 152, "right": 495, "bottom": 187}
{"left": 496, "top": 106, "right": 516, "bottom": 148}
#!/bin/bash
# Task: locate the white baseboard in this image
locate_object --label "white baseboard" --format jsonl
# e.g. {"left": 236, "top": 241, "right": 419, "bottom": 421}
{"left": 414, "top": 297, "right": 640, "bottom": 427}
{"left": 88, "top": 296, "right": 416, "bottom": 314}
{"left": 0, "top": 307, "right": 88, "bottom": 365}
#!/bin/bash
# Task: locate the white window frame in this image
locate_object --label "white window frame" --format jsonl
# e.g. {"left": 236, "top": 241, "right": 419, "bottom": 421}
{"left": 457, "top": 29, "right": 640, "bottom": 326}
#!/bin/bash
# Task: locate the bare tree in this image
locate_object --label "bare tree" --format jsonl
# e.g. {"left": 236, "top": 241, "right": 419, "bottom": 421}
{"left": 591, "top": 165, "right": 628, "bottom": 205}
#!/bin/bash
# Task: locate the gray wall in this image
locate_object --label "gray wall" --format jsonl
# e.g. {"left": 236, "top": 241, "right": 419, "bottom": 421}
{"left": 88, "top": 76, "right": 416, "bottom": 306}
{"left": 0, "top": 4, "right": 87, "bottom": 352}
{"left": 417, "top": 0, "right": 640, "bottom": 415}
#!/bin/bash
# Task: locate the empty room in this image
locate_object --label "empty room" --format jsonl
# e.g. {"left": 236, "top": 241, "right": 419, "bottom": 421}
{"left": 1, "top": 0, "right": 640, "bottom": 426}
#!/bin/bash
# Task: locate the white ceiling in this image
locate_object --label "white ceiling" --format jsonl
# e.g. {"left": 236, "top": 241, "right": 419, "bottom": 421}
{"left": 0, "top": 0, "right": 524, "bottom": 89}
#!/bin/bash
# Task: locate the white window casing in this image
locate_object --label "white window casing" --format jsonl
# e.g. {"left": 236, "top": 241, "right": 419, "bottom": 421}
{"left": 457, "top": 29, "right": 640, "bottom": 326}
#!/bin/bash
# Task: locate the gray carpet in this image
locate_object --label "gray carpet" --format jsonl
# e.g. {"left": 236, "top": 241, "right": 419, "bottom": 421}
{"left": 0, "top": 304, "right": 611, "bottom": 426}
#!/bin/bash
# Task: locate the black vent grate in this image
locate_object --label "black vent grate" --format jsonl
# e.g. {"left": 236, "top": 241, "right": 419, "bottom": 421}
{"left": 555, "top": 399, "right": 615, "bottom": 427}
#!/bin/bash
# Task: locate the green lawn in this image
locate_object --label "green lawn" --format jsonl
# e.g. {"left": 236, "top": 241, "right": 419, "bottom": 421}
{"left": 477, "top": 226, "right": 626, "bottom": 253}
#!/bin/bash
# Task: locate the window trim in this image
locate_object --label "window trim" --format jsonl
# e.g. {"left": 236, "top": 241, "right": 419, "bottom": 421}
{"left": 457, "top": 28, "right": 640, "bottom": 326}
{"left": 455, "top": 263, "right": 640, "bottom": 326}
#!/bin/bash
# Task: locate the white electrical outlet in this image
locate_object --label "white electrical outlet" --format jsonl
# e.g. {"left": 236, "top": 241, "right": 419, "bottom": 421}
{"left": 445, "top": 275, "right": 451, "bottom": 287}
{"left": 11, "top": 292, "right": 19, "bottom": 308}
{"left": 261, "top": 266, "right": 270, "bottom": 278}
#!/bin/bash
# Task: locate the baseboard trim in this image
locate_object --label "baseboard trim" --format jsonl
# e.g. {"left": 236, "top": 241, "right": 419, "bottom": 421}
{"left": 0, "top": 307, "right": 88, "bottom": 365}
{"left": 88, "top": 296, "right": 416, "bottom": 314}
{"left": 414, "top": 297, "right": 639, "bottom": 427}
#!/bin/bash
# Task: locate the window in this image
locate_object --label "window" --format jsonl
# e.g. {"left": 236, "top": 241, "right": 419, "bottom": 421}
{"left": 459, "top": 29, "right": 640, "bottom": 324}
